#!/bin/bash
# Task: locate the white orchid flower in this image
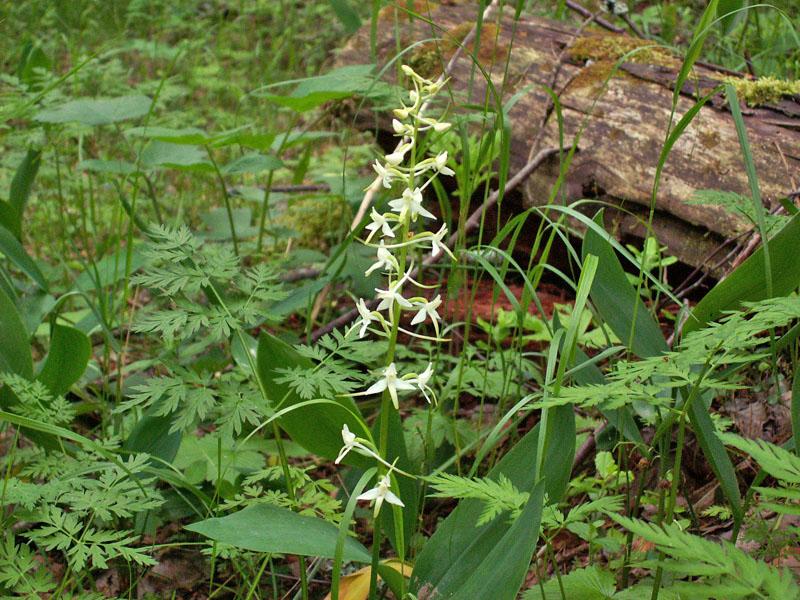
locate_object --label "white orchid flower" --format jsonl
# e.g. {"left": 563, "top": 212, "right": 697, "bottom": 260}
{"left": 352, "top": 298, "right": 377, "bottom": 339}
{"left": 428, "top": 224, "right": 456, "bottom": 260}
{"left": 335, "top": 424, "right": 359, "bottom": 464}
{"left": 411, "top": 295, "right": 442, "bottom": 336}
{"left": 411, "top": 362, "right": 435, "bottom": 404}
{"left": 365, "top": 241, "right": 400, "bottom": 276}
{"left": 364, "top": 208, "right": 395, "bottom": 243}
{"left": 372, "top": 160, "right": 396, "bottom": 189}
{"left": 375, "top": 272, "right": 412, "bottom": 312}
{"left": 357, "top": 473, "right": 404, "bottom": 517}
{"left": 389, "top": 187, "right": 435, "bottom": 222}
{"left": 434, "top": 151, "right": 455, "bottom": 176}
{"left": 335, "top": 424, "right": 396, "bottom": 469}
{"left": 363, "top": 362, "right": 415, "bottom": 409}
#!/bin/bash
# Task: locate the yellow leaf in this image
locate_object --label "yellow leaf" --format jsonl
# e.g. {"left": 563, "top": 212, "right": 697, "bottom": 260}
{"left": 323, "top": 559, "right": 412, "bottom": 600}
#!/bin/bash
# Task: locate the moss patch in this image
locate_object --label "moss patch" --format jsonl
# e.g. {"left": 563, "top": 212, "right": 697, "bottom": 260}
{"left": 724, "top": 76, "right": 800, "bottom": 106}
{"left": 568, "top": 34, "right": 676, "bottom": 67}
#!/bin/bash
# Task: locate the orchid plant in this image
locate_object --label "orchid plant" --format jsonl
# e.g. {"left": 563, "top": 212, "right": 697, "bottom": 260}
{"left": 337, "top": 65, "right": 455, "bottom": 533}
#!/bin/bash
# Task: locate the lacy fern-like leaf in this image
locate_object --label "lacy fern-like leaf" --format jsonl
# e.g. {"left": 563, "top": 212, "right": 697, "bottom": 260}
{"left": 0, "top": 374, "right": 74, "bottom": 426}
{"left": 612, "top": 514, "right": 799, "bottom": 598}
{"left": 718, "top": 432, "right": 800, "bottom": 484}
{"left": 425, "top": 472, "right": 529, "bottom": 526}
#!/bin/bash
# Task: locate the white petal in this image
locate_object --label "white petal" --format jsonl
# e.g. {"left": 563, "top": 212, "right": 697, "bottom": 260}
{"left": 388, "top": 383, "right": 399, "bottom": 409}
{"left": 357, "top": 488, "right": 380, "bottom": 501}
{"left": 394, "top": 379, "right": 416, "bottom": 392}
{"left": 384, "top": 490, "right": 405, "bottom": 507}
{"left": 410, "top": 310, "right": 426, "bottom": 325}
{"left": 365, "top": 380, "right": 388, "bottom": 395}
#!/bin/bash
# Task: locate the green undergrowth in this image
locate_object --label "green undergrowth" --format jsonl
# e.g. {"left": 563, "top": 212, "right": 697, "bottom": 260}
{"left": 1, "top": 1, "right": 800, "bottom": 599}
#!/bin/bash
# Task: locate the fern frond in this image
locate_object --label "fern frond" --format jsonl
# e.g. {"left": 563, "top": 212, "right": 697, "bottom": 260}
{"left": 718, "top": 432, "right": 800, "bottom": 485}
{"left": 425, "top": 473, "right": 529, "bottom": 526}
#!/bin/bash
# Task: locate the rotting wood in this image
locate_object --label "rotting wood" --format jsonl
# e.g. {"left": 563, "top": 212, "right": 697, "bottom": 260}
{"left": 335, "top": 2, "right": 800, "bottom": 275}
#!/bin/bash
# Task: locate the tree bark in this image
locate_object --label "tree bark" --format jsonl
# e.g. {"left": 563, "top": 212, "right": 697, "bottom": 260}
{"left": 336, "top": 2, "right": 800, "bottom": 274}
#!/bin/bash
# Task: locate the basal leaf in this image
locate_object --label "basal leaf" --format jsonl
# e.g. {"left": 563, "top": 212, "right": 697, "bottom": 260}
{"left": 411, "top": 414, "right": 571, "bottom": 597}
{"left": 0, "top": 287, "right": 32, "bottom": 379}
{"left": 684, "top": 212, "right": 800, "bottom": 335}
{"left": 36, "top": 324, "right": 91, "bottom": 396}
{"left": 582, "top": 211, "right": 667, "bottom": 358}
{"left": 0, "top": 224, "right": 48, "bottom": 289}
{"left": 186, "top": 503, "right": 371, "bottom": 562}
{"left": 35, "top": 95, "right": 153, "bottom": 126}
{"left": 256, "top": 331, "right": 369, "bottom": 462}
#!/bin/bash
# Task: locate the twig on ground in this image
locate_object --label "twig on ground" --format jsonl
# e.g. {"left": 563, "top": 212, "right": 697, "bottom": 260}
{"left": 565, "top": 0, "right": 624, "bottom": 33}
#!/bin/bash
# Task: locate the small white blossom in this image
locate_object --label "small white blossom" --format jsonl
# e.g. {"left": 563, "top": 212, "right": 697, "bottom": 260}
{"left": 353, "top": 298, "right": 377, "bottom": 338}
{"left": 411, "top": 295, "right": 442, "bottom": 335}
{"left": 411, "top": 362, "right": 435, "bottom": 404}
{"left": 372, "top": 160, "right": 395, "bottom": 189}
{"left": 364, "top": 362, "right": 415, "bottom": 409}
{"left": 411, "top": 294, "right": 442, "bottom": 337}
{"left": 389, "top": 187, "right": 435, "bottom": 222}
{"left": 434, "top": 151, "right": 455, "bottom": 176}
{"left": 427, "top": 224, "right": 455, "bottom": 259}
{"left": 335, "top": 424, "right": 391, "bottom": 467}
{"left": 365, "top": 241, "right": 400, "bottom": 276}
{"left": 335, "top": 424, "right": 358, "bottom": 464}
{"left": 433, "top": 121, "right": 451, "bottom": 132}
{"left": 357, "top": 473, "right": 404, "bottom": 516}
{"left": 364, "top": 208, "right": 395, "bottom": 243}
{"left": 375, "top": 274, "right": 412, "bottom": 312}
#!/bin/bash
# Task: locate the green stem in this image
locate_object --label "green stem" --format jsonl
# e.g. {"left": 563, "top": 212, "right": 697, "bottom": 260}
{"left": 207, "top": 148, "right": 239, "bottom": 257}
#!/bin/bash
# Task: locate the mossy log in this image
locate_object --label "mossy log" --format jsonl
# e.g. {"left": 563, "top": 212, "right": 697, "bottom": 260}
{"left": 336, "top": 2, "right": 800, "bottom": 274}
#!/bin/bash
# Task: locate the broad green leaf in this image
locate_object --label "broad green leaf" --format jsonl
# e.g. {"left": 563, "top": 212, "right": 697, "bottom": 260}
{"left": 256, "top": 331, "right": 369, "bottom": 462}
{"left": 35, "top": 95, "right": 153, "bottom": 125}
{"left": 0, "top": 224, "right": 48, "bottom": 289}
{"left": 124, "top": 126, "right": 211, "bottom": 145}
{"left": 329, "top": 0, "right": 361, "bottom": 34}
{"left": 123, "top": 411, "right": 182, "bottom": 466}
{"left": 454, "top": 482, "right": 545, "bottom": 600}
{"left": 411, "top": 416, "right": 571, "bottom": 597}
{"left": 174, "top": 435, "right": 264, "bottom": 485}
{"left": 258, "top": 65, "right": 386, "bottom": 112}
{"left": 0, "top": 287, "right": 32, "bottom": 379}
{"left": 684, "top": 212, "right": 800, "bottom": 335}
{"left": 36, "top": 324, "right": 91, "bottom": 396}
{"left": 688, "top": 400, "right": 742, "bottom": 523}
{"left": 139, "top": 140, "right": 212, "bottom": 172}
{"left": 376, "top": 406, "right": 418, "bottom": 554}
{"left": 125, "top": 125, "right": 254, "bottom": 147}
{"left": 78, "top": 159, "right": 137, "bottom": 175}
{"left": 221, "top": 153, "right": 283, "bottom": 175}
{"left": 9, "top": 148, "right": 41, "bottom": 219}
{"left": 186, "top": 503, "right": 371, "bottom": 563}
{"left": 718, "top": 0, "right": 744, "bottom": 34}
{"left": 2, "top": 148, "right": 41, "bottom": 239}
{"left": 582, "top": 211, "right": 668, "bottom": 358}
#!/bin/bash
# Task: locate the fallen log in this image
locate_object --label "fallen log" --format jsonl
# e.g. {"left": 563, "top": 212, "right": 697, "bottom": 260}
{"left": 335, "top": 2, "right": 800, "bottom": 275}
